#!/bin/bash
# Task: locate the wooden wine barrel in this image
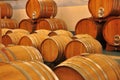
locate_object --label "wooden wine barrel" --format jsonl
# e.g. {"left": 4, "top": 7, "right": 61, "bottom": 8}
{"left": 48, "top": 30, "right": 73, "bottom": 37}
{"left": 0, "top": 24, "right": 1, "bottom": 43}
{"left": 54, "top": 54, "right": 120, "bottom": 80}
{"left": 0, "top": 52, "right": 9, "bottom": 63}
{"left": 2, "top": 29, "right": 29, "bottom": 36}
{"left": 34, "top": 29, "right": 51, "bottom": 36}
{"left": 19, "top": 33, "right": 47, "bottom": 48}
{"left": 75, "top": 18, "right": 104, "bottom": 38}
{"left": 88, "top": 0, "right": 120, "bottom": 18}
{"left": 103, "top": 17, "right": 120, "bottom": 46}
{"left": 7, "top": 45, "right": 43, "bottom": 62}
{"left": 0, "top": 2, "right": 13, "bottom": 19}
{"left": 19, "top": 19, "right": 37, "bottom": 33}
{"left": 0, "top": 19, "right": 18, "bottom": 29}
{"left": 26, "top": 0, "right": 57, "bottom": 19}
{"left": 0, "top": 61, "right": 59, "bottom": 80}
{"left": 72, "top": 34, "right": 93, "bottom": 39}
{"left": 75, "top": 18, "right": 106, "bottom": 48}
{"left": 2, "top": 28, "right": 12, "bottom": 36}
{"left": 40, "top": 36, "right": 72, "bottom": 62}
{"left": 0, "top": 45, "right": 43, "bottom": 62}
{"left": 0, "top": 43, "right": 9, "bottom": 63}
{"left": 2, "top": 33, "right": 28, "bottom": 46}
{"left": 10, "top": 29, "right": 30, "bottom": 34}
{"left": 0, "top": 43, "right": 5, "bottom": 48}
{"left": 36, "top": 18, "right": 67, "bottom": 31}
{"left": 64, "top": 38, "right": 102, "bottom": 59}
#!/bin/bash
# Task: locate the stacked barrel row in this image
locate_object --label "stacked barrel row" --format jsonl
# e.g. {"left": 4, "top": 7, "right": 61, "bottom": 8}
{"left": 15, "top": 29, "right": 103, "bottom": 68}
{"left": 0, "top": 28, "right": 100, "bottom": 79}
{"left": 0, "top": 2, "right": 19, "bottom": 44}
{"left": 0, "top": 26, "right": 59, "bottom": 79}
{"left": 0, "top": 43, "right": 119, "bottom": 80}
{"left": 1, "top": 28, "right": 103, "bottom": 64}
{"left": 19, "top": 0, "right": 67, "bottom": 33}
{"left": 0, "top": 27, "right": 60, "bottom": 79}
{"left": 0, "top": 43, "right": 59, "bottom": 80}
{"left": 0, "top": 2, "right": 18, "bottom": 29}
{"left": 1, "top": 28, "right": 120, "bottom": 80}
{"left": 1, "top": 28, "right": 31, "bottom": 46}
{"left": 9, "top": 31, "right": 120, "bottom": 80}
{"left": 75, "top": 0, "right": 120, "bottom": 51}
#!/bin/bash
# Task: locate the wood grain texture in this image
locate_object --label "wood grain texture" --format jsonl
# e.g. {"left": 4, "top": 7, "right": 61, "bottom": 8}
{"left": 103, "top": 17, "right": 120, "bottom": 46}
{"left": 88, "top": 0, "right": 120, "bottom": 18}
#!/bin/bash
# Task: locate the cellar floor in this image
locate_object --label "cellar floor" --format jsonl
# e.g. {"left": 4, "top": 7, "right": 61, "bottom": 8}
{"left": 103, "top": 50, "right": 120, "bottom": 64}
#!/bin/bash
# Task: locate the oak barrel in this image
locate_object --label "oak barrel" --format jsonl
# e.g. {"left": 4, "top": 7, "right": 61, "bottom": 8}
{"left": 0, "top": 43, "right": 9, "bottom": 63}
{"left": 0, "top": 52, "right": 9, "bottom": 63}
{"left": 0, "top": 45, "right": 43, "bottom": 62}
{"left": 19, "top": 33, "right": 47, "bottom": 48}
{"left": 26, "top": 0, "right": 57, "bottom": 19}
{"left": 72, "top": 34, "right": 93, "bottom": 39}
{"left": 19, "top": 19, "right": 37, "bottom": 33}
{"left": 0, "top": 2, "right": 13, "bottom": 19}
{"left": 0, "top": 61, "right": 59, "bottom": 80}
{"left": 34, "top": 29, "right": 51, "bottom": 36}
{"left": 0, "top": 22, "right": 1, "bottom": 43}
{"left": 88, "top": 0, "right": 120, "bottom": 18}
{"left": 7, "top": 45, "right": 43, "bottom": 62}
{"left": 0, "top": 19, "right": 18, "bottom": 29}
{"left": 10, "top": 29, "right": 30, "bottom": 34}
{"left": 36, "top": 18, "right": 67, "bottom": 31}
{"left": 2, "top": 28, "right": 12, "bottom": 36}
{"left": 54, "top": 54, "right": 120, "bottom": 80}
{"left": 2, "top": 33, "right": 28, "bottom": 46}
{"left": 48, "top": 30, "right": 73, "bottom": 37}
{"left": 75, "top": 18, "right": 106, "bottom": 48}
{"left": 2, "top": 29, "right": 29, "bottom": 36}
{"left": 103, "top": 17, "right": 120, "bottom": 46}
{"left": 40, "top": 36, "right": 72, "bottom": 62}
{"left": 65, "top": 38, "right": 102, "bottom": 59}
{"left": 75, "top": 18, "right": 104, "bottom": 38}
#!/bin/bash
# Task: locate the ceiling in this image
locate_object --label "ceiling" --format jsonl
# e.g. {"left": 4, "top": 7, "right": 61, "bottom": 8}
{"left": 0, "top": 0, "right": 89, "bottom": 9}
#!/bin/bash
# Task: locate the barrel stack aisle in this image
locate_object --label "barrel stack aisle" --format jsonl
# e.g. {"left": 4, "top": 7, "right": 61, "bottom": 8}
{"left": 19, "top": 0, "right": 67, "bottom": 33}
{"left": 75, "top": 0, "right": 120, "bottom": 64}
{"left": 0, "top": 0, "right": 119, "bottom": 80}
{"left": 75, "top": 0, "right": 120, "bottom": 51}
